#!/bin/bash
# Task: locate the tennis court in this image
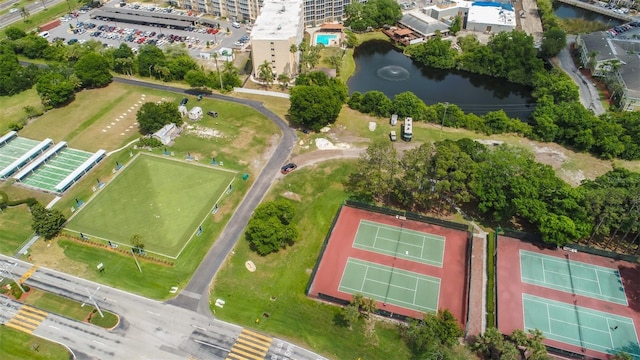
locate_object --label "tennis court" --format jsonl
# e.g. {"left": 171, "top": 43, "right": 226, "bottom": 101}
{"left": 353, "top": 220, "right": 445, "bottom": 267}
{"left": 338, "top": 258, "right": 440, "bottom": 313}
{"left": 20, "top": 148, "right": 94, "bottom": 193}
{"left": 0, "top": 137, "right": 42, "bottom": 175}
{"left": 520, "top": 250, "right": 627, "bottom": 305}
{"left": 523, "top": 294, "right": 640, "bottom": 357}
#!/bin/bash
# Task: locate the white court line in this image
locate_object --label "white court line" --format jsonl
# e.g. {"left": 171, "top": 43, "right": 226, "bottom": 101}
{"left": 338, "top": 284, "right": 436, "bottom": 312}
{"left": 365, "top": 277, "right": 418, "bottom": 292}
{"left": 522, "top": 276, "right": 622, "bottom": 303}
{"left": 360, "top": 266, "right": 370, "bottom": 293}
{"left": 595, "top": 269, "right": 603, "bottom": 295}
{"left": 374, "top": 235, "right": 423, "bottom": 250}
{"left": 605, "top": 318, "right": 615, "bottom": 348}
{"left": 373, "top": 225, "right": 380, "bottom": 249}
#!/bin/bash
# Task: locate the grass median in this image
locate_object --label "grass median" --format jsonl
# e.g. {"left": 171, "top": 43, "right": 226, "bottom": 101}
{"left": 0, "top": 326, "right": 71, "bottom": 360}
{"left": 210, "top": 160, "right": 412, "bottom": 360}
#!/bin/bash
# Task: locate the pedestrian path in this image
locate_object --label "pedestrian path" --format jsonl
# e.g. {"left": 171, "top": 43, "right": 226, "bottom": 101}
{"left": 226, "top": 328, "right": 272, "bottom": 360}
{"left": 18, "top": 264, "right": 38, "bottom": 284}
{"left": 4, "top": 305, "right": 48, "bottom": 334}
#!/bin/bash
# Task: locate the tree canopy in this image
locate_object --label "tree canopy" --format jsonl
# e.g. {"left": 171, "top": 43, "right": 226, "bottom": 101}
{"left": 245, "top": 199, "right": 299, "bottom": 255}
{"left": 74, "top": 52, "right": 112, "bottom": 88}
{"left": 345, "top": 0, "right": 402, "bottom": 31}
{"left": 30, "top": 202, "right": 66, "bottom": 240}
{"left": 289, "top": 74, "right": 346, "bottom": 131}
{"left": 136, "top": 101, "right": 182, "bottom": 134}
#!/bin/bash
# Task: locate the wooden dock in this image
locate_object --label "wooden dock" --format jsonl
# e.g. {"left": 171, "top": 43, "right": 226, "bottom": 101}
{"left": 556, "top": 0, "right": 633, "bottom": 22}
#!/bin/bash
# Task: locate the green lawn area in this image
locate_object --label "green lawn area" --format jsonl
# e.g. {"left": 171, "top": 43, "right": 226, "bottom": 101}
{"left": 0, "top": 204, "right": 34, "bottom": 255}
{"left": 66, "top": 154, "right": 235, "bottom": 258}
{"left": 24, "top": 289, "right": 118, "bottom": 328}
{"left": 0, "top": 326, "right": 71, "bottom": 360}
{"left": 0, "top": 88, "right": 43, "bottom": 133}
{"left": 210, "top": 160, "right": 412, "bottom": 360}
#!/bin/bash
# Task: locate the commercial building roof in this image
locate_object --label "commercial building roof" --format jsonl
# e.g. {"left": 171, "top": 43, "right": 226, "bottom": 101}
{"left": 399, "top": 11, "right": 450, "bottom": 37}
{"left": 91, "top": 10, "right": 192, "bottom": 28}
{"left": 251, "top": 0, "right": 303, "bottom": 41}
{"left": 467, "top": 2, "right": 516, "bottom": 26}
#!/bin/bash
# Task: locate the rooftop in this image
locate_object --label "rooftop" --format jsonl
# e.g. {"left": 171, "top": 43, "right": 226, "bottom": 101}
{"left": 251, "top": 0, "right": 304, "bottom": 41}
{"left": 400, "top": 11, "right": 450, "bottom": 36}
{"left": 581, "top": 32, "right": 617, "bottom": 62}
{"left": 467, "top": 2, "right": 516, "bottom": 26}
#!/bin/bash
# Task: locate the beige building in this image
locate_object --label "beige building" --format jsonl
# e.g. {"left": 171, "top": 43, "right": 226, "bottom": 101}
{"left": 178, "top": 0, "right": 262, "bottom": 22}
{"left": 250, "top": 0, "right": 305, "bottom": 78}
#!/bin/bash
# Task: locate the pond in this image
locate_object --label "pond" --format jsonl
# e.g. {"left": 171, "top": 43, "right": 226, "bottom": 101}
{"left": 553, "top": 3, "right": 623, "bottom": 26}
{"left": 347, "top": 40, "right": 536, "bottom": 120}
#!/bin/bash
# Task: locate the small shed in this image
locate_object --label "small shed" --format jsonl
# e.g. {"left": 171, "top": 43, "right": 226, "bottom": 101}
{"left": 390, "top": 114, "right": 398, "bottom": 126}
{"left": 188, "top": 106, "right": 203, "bottom": 121}
{"left": 153, "top": 123, "right": 182, "bottom": 145}
{"left": 178, "top": 105, "right": 188, "bottom": 117}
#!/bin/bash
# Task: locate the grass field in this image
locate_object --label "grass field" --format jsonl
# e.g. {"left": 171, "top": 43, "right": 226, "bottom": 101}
{"left": 66, "top": 154, "right": 234, "bottom": 258}
{"left": 0, "top": 204, "right": 34, "bottom": 255}
{"left": 210, "top": 161, "right": 414, "bottom": 360}
{"left": 24, "top": 289, "right": 118, "bottom": 328}
{"left": 0, "top": 88, "right": 43, "bottom": 133}
{"left": 0, "top": 326, "right": 71, "bottom": 360}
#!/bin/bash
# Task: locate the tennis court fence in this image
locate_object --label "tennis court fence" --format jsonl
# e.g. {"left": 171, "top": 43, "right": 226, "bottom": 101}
{"left": 305, "top": 203, "right": 344, "bottom": 296}
{"left": 317, "top": 293, "right": 413, "bottom": 322}
{"left": 345, "top": 200, "right": 470, "bottom": 232}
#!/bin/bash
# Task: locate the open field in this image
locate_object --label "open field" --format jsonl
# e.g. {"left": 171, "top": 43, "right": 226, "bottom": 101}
{"left": 24, "top": 289, "right": 118, "bottom": 328}
{"left": 0, "top": 204, "right": 34, "bottom": 255}
{"left": 0, "top": 88, "right": 43, "bottom": 132}
{"left": 210, "top": 161, "right": 413, "bottom": 360}
{"left": 67, "top": 154, "right": 235, "bottom": 258}
{"left": 0, "top": 326, "right": 71, "bottom": 360}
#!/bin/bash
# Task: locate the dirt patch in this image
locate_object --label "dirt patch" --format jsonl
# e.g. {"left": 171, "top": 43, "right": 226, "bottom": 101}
{"left": 28, "top": 239, "right": 89, "bottom": 275}
{"left": 185, "top": 124, "right": 224, "bottom": 139}
{"left": 281, "top": 191, "right": 302, "bottom": 202}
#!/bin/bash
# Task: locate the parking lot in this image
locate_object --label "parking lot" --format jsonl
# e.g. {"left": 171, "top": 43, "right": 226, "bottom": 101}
{"left": 45, "top": 2, "right": 250, "bottom": 58}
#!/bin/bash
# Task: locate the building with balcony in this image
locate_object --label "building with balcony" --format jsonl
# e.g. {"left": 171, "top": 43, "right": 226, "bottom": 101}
{"left": 250, "top": 0, "right": 305, "bottom": 77}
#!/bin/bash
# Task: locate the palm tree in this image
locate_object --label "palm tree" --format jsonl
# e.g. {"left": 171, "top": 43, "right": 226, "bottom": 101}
{"left": 326, "top": 55, "right": 342, "bottom": 74}
{"left": 20, "top": 6, "right": 30, "bottom": 20}
{"left": 289, "top": 44, "right": 298, "bottom": 75}
{"left": 587, "top": 50, "right": 598, "bottom": 72}
{"left": 211, "top": 52, "right": 223, "bottom": 88}
{"left": 130, "top": 234, "right": 144, "bottom": 253}
{"left": 257, "top": 60, "right": 274, "bottom": 88}
{"left": 277, "top": 73, "right": 290, "bottom": 89}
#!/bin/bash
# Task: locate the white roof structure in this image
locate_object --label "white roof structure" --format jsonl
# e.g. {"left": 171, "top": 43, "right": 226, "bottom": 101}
{"left": 251, "top": 0, "right": 303, "bottom": 41}
{"left": 467, "top": 2, "right": 516, "bottom": 27}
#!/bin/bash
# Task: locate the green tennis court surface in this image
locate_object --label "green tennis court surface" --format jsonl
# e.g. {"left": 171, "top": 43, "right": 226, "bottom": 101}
{"left": 520, "top": 250, "right": 627, "bottom": 305}
{"left": 353, "top": 220, "right": 445, "bottom": 267}
{"left": 67, "top": 155, "right": 234, "bottom": 258}
{"left": 523, "top": 294, "right": 640, "bottom": 358}
{"left": 339, "top": 258, "right": 440, "bottom": 313}
{"left": 21, "top": 148, "right": 93, "bottom": 192}
{"left": 0, "top": 137, "right": 40, "bottom": 168}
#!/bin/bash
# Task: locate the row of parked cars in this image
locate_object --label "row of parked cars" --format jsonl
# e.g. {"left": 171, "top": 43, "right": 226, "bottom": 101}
{"left": 234, "top": 34, "right": 250, "bottom": 47}
{"left": 606, "top": 21, "right": 640, "bottom": 38}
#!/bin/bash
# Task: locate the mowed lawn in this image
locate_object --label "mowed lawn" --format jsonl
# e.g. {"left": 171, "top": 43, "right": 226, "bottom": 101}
{"left": 67, "top": 154, "right": 234, "bottom": 257}
{"left": 0, "top": 326, "right": 70, "bottom": 360}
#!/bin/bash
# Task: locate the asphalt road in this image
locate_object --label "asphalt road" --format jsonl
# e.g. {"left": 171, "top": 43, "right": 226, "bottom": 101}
{"left": 0, "top": 0, "right": 65, "bottom": 28}
{"left": 555, "top": 38, "right": 606, "bottom": 116}
{"left": 1, "top": 256, "right": 325, "bottom": 360}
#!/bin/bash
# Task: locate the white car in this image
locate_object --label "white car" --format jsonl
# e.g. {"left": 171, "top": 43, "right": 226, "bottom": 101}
{"left": 9, "top": 8, "right": 18, "bottom": 14}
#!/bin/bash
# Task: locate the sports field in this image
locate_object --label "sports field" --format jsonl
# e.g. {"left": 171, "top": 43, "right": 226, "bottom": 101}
{"left": 523, "top": 294, "right": 640, "bottom": 357}
{"left": 497, "top": 237, "right": 640, "bottom": 359}
{"left": 0, "top": 137, "right": 41, "bottom": 175}
{"left": 354, "top": 220, "right": 445, "bottom": 267}
{"left": 66, "top": 154, "right": 235, "bottom": 258}
{"left": 308, "top": 205, "right": 470, "bottom": 322}
{"left": 20, "top": 148, "right": 94, "bottom": 193}
{"left": 339, "top": 258, "right": 440, "bottom": 313}
{"left": 520, "top": 250, "right": 627, "bottom": 305}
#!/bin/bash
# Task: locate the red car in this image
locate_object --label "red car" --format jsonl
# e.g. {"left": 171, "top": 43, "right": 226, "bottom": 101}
{"left": 280, "top": 163, "right": 297, "bottom": 175}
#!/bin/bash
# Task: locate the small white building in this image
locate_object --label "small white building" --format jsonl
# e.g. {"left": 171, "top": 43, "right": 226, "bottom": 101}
{"left": 153, "top": 123, "right": 182, "bottom": 146}
{"left": 178, "top": 105, "right": 188, "bottom": 118}
{"left": 188, "top": 106, "right": 203, "bottom": 121}
{"left": 466, "top": 2, "right": 516, "bottom": 33}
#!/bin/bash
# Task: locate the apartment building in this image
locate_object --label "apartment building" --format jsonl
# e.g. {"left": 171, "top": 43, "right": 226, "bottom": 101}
{"left": 250, "top": 0, "right": 305, "bottom": 77}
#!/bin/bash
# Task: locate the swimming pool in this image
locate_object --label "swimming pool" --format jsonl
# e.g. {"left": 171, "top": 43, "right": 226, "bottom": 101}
{"left": 315, "top": 33, "right": 338, "bottom": 46}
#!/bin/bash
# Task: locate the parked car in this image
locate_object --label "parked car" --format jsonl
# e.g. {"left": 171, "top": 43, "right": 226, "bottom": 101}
{"left": 280, "top": 163, "right": 297, "bottom": 175}
{"left": 207, "top": 110, "right": 218, "bottom": 117}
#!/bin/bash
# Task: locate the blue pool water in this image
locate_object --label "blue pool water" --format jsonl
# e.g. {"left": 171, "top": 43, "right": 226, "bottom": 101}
{"left": 316, "top": 34, "right": 337, "bottom": 46}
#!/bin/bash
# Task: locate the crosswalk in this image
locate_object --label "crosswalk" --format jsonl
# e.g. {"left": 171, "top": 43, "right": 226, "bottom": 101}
{"left": 226, "top": 328, "right": 272, "bottom": 360}
{"left": 18, "top": 265, "right": 38, "bottom": 284}
{"left": 4, "top": 305, "right": 48, "bottom": 334}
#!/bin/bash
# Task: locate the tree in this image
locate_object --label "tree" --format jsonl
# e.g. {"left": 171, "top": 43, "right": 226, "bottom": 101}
{"left": 74, "top": 52, "right": 112, "bottom": 88}
{"left": 257, "top": 60, "right": 275, "bottom": 88}
{"left": 399, "top": 309, "right": 463, "bottom": 356}
{"left": 343, "top": 304, "right": 360, "bottom": 330}
{"left": 277, "top": 73, "right": 290, "bottom": 90}
{"left": 19, "top": 6, "right": 29, "bottom": 20}
{"left": 289, "top": 85, "right": 343, "bottom": 131}
{"left": 540, "top": 27, "right": 566, "bottom": 58}
{"left": 130, "top": 234, "right": 144, "bottom": 252}
{"left": 35, "top": 71, "right": 76, "bottom": 108}
{"left": 245, "top": 199, "right": 298, "bottom": 255}
{"left": 360, "top": 90, "right": 392, "bottom": 117}
{"left": 30, "top": 202, "right": 66, "bottom": 239}
{"left": 345, "top": 0, "right": 402, "bottom": 31}
{"left": 449, "top": 16, "right": 462, "bottom": 35}
{"left": 136, "top": 44, "right": 166, "bottom": 77}
{"left": 326, "top": 55, "right": 342, "bottom": 74}
{"left": 185, "top": 69, "right": 208, "bottom": 88}
{"left": 136, "top": 101, "right": 182, "bottom": 134}
{"left": 5, "top": 27, "right": 26, "bottom": 40}
{"left": 344, "top": 139, "right": 398, "bottom": 203}
{"left": 406, "top": 35, "right": 457, "bottom": 69}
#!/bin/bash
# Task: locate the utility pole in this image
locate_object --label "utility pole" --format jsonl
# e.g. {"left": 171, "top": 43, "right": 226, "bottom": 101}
{"left": 439, "top": 102, "right": 449, "bottom": 139}
{"left": 82, "top": 287, "right": 104, "bottom": 318}
{"left": 0, "top": 261, "right": 26, "bottom": 293}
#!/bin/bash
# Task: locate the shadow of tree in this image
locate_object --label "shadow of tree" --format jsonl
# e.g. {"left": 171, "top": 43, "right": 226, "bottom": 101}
{"left": 332, "top": 312, "right": 349, "bottom": 328}
{"left": 619, "top": 263, "right": 640, "bottom": 313}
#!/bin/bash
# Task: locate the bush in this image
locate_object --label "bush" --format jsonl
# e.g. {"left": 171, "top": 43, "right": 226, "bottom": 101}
{"left": 138, "top": 136, "right": 163, "bottom": 148}
{"left": 486, "top": 233, "right": 496, "bottom": 328}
